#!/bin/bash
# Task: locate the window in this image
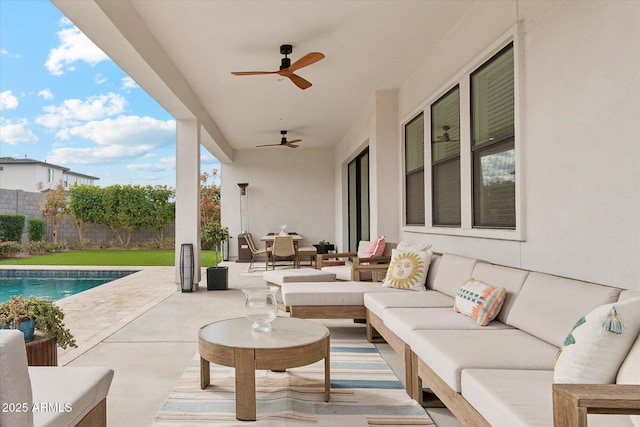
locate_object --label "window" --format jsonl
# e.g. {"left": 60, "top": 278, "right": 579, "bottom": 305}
{"left": 401, "top": 35, "right": 519, "bottom": 238}
{"left": 63, "top": 174, "right": 68, "bottom": 187}
{"left": 471, "top": 43, "right": 515, "bottom": 229}
{"left": 431, "top": 86, "right": 461, "bottom": 226}
{"left": 405, "top": 113, "right": 425, "bottom": 226}
{"left": 48, "top": 168, "right": 53, "bottom": 183}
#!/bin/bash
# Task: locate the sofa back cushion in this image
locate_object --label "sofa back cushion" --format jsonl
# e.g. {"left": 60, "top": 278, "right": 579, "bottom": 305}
{"left": 507, "top": 272, "right": 621, "bottom": 347}
{"left": 426, "top": 254, "right": 442, "bottom": 289}
{"left": 617, "top": 333, "right": 640, "bottom": 426}
{"left": 431, "top": 253, "right": 480, "bottom": 297}
{"left": 470, "top": 263, "right": 529, "bottom": 324}
{"left": 0, "top": 330, "right": 34, "bottom": 427}
{"left": 619, "top": 289, "right": 640, "bottom": 301}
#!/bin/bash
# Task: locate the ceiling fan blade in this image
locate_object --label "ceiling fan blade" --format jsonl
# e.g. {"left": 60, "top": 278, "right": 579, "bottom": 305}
{"left": 287, "top": 139, "right": 302, "bottom": 144}
{"left": 256, "top": 143, "right": 283, "bottom": 147}
{"left": 287, "top": 52, "right": 325, "bottom": 72}
{"left": 285, "top": 144, "right": 299, "bottom": 148}
{"left": 287, "top": 73, "right": 312, "bottom": 90}
{"left": 231, "top": 71, "right": 279, "bottom": 76}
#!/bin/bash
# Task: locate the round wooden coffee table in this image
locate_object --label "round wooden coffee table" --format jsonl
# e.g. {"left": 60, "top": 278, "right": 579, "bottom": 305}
{"left": 198, "top": 316, "right": 330, "bottom": 421}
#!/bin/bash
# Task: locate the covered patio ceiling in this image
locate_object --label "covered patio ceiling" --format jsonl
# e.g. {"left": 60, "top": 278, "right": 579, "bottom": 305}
{"left": 52, "top": 0, "right": 475, "bottom": 161}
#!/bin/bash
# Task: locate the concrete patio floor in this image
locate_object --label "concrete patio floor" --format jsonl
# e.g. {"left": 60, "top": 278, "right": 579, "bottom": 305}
{"left": 17, "top": 261, "right": 461, "bottom": 426}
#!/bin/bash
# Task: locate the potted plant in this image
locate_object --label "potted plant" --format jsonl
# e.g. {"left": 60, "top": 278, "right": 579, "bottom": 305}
{"left": 0, "top": 295, "right": 77, "bottom": 349}
{"left": 202, "top": 221, "right": 229, "bottom": 290}
{"left": 313, "top": 240, "right": 335, "bottom": 255}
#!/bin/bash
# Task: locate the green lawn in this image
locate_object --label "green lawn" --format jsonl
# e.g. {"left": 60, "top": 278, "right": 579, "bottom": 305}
{"left": 0, "top": 250, "right": 219, "bottom": 266}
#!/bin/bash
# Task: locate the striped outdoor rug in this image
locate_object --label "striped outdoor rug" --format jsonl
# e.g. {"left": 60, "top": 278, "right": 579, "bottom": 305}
{"left": 154, "top": 340, "right": 435, "bottom": 426}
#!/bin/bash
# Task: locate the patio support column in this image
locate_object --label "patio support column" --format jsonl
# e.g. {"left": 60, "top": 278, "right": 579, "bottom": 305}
{"left": 175, "top": 119, "right": 201, "bottom": 288}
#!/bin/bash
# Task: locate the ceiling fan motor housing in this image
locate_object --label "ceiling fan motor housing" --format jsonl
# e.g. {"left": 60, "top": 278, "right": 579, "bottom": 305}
{"left": 280, "top": 44, "right": 293, "bottom": 69}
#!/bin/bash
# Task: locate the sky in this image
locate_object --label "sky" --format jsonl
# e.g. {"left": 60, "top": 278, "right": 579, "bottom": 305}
{"left": 0, "top": 0, "right": 219, "bottom": 188}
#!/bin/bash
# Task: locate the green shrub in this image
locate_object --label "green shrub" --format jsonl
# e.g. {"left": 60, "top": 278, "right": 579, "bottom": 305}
{"left": 0, "top": 214, "right": 25, "bottom": 242}
{"left": 0, "top": 241, "right": 22, "bottom": 258}
{"left": 26, "top": 241, "right": 66, "bottom": 255}
{"left": 27, "top": 218, "right": 46, "bottom": 242}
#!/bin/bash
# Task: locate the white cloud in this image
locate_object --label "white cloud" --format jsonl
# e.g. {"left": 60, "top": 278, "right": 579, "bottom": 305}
{"left": 127, "top": 157, "right": 176, "bottom": 172}
{"left": 47, "top": 115, "right": 175, "bottom": 165}
{"left": 38, "top": 89, "right": 54, "bottom": 100}
{"left": 121, "top": 76, "right": 139, "bottom": 91}
{"left": 36, "top": 93, "right": 126, "bottom": 128}
{"left": 1, "top": 49, "right": 21, "bottom": 59}
{"left": 45, "top": 19, "right": 109, "bottom": 75}
{"left": 0, "top": 118, "right": 38, "bottom": 145}
{"left": 95, "top": 73, "right": 107, "bottom": 84}
{"left": 0, "top": 90, "right": 19, "bottom": 110}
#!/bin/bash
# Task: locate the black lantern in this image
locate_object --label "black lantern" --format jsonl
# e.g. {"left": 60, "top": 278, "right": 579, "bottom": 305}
{"left": 180, "top": 243, "right": 195, "bottom": 292}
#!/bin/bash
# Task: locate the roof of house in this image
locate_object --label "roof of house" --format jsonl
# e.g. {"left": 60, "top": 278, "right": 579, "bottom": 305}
{"left": 0, "top": 157, "right": 100, "bottom": 180}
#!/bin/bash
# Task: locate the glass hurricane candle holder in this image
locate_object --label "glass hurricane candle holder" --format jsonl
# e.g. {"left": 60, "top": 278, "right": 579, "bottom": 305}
{"left": 243, "top": 286, "right": 278, "bottom": 332}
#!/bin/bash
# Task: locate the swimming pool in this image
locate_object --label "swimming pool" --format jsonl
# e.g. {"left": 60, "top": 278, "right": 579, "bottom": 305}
{"left": 0, "top": 270, "right": 137, "bottom": 302}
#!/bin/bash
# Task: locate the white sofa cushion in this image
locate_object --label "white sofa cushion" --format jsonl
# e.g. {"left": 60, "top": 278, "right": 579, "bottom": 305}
{"left": 470, "top": 263, "right": 529, "bottom": 323}
{"left": 410, "top": 329, "right": 558, "bottom": 392}
{"left": 263, "top": 269, "right": 336, "bottom": 285}
{"left": 461, "top": 369, "right": 635, "bottom": 427}
{"left": 30, "top": 366, "right": 114, "bottom": 427}
{"left": 281, "top": 281, "right": 397, "bottom": 306}
{"left": 425, "top": 254, "right": 442, "bottom": 289}
{"left": 430, "top": 253, "right": 480, "bottom": 297}
{"left": 620, "top": 289, "right": 640, "bottom": 301}
{"left": 0, "top": 330, "right": 34, "bottom": 427}
{"left": 617, "top": 334, "right": 640, "bottom": 427}
{"left": 507, "top": 272, "right": 621, "bottom": 347}
{"left": 462, "top": 369, "right": 554, "bottom": 427}
{"left": 385, "top": 307, "right": 512, "bottom": 343}
{"left": 554, "top": 297, "right": 640, "bottom": 384}
{"left": 363, "top": 290, "right": 453, "bottom": 319}
{"left": 320, "top": 265, "right": 353, "bottom": 281}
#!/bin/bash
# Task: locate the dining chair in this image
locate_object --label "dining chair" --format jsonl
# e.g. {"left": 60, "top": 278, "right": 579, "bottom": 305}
{"left": 271, "top": 235, "right": 297, "bottom": 269}
{"left": 245, "top": 233, "right": 272, "bottom": 272}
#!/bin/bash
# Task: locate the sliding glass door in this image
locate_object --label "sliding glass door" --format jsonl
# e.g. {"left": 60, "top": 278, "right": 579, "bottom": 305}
{"left": 348, "top": 148, "right": 370, "bottom": 252}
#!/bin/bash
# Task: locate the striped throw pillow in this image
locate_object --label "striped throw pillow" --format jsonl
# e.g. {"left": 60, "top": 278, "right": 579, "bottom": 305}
{"left": 453, "top": 279, "right": 506, "bottom": 326}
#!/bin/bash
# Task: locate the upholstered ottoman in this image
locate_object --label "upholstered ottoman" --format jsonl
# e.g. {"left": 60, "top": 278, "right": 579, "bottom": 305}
{"left": 263, "top": 269, "right": 336, "bottom": 287}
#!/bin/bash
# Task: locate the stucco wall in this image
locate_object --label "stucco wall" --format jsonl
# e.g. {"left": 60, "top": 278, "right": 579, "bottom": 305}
{"left": 221, "top": 148, "right": 334, "bottom": 258}
{"left": 335, "top": 1, "right": 640, "bottom": 289}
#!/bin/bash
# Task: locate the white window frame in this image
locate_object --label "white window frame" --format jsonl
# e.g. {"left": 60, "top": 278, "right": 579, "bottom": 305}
{"left": 401, "top": 26, "right": 524, "bottom": 241}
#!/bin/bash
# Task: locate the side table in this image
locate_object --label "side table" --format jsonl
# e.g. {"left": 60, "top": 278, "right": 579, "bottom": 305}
{"left": 26, "top": 335, "right": 58, "bottom": 366}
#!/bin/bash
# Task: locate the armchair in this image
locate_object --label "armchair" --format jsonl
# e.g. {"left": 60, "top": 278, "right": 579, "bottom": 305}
{"left": 316, "top": 240, "right": 396, "bottom": 281}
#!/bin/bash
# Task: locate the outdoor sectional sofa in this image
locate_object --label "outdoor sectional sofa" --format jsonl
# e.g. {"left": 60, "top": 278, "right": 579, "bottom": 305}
{"left": 0, "top": 330, "right": 114, "bottom": 427}
{"left": 280, "top": 252, "right": 640, "bottom": 426}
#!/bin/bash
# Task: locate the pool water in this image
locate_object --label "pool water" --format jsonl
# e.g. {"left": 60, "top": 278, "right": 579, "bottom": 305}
{"left": 0, "top": 270, "right": 136, "bottom": 302}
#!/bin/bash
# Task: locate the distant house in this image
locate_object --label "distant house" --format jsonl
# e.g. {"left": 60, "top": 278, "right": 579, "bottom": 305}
{"left": 0, "top": 157, "right": 99, "bottom": 192}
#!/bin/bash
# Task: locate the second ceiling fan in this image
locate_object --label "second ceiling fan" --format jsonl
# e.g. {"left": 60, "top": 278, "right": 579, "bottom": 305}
{"left": 257, "top": 130, "right": 302, "bottom": 149}
{"left": 231, "top": 44, "right": 324, "bottom": 90}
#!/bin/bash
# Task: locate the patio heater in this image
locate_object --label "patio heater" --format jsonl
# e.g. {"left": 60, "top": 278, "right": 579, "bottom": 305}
{"left": 236, "top": 183, "right": 252, "bottom": 262}
{"left": 179, "top": 243, "right": 195, "bottom": 292}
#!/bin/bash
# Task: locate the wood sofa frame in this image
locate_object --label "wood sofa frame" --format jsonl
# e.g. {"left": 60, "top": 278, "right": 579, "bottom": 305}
{"left": 368, "top": 306, "right": 640, "bottom": 427}
{"left": 76, "top": 398, "right": 107, "bottom": 427}
{"left": 285, "top": 254, "right": 391, "bottom": 319}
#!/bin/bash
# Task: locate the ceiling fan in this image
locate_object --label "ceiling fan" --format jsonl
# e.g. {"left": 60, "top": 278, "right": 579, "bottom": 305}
{"left": 256, "top": 130, "right": 302, "bottom": 149}
{"left": 231, "top": 44, "right": 324, "bottom": 90}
